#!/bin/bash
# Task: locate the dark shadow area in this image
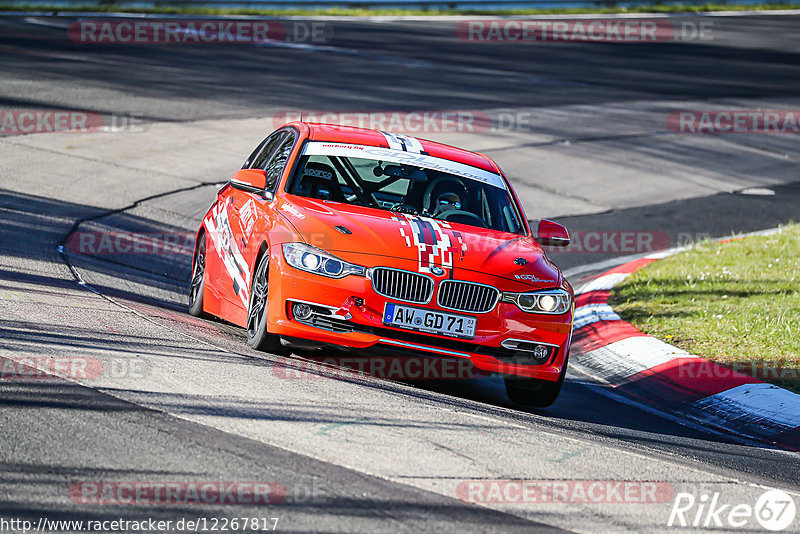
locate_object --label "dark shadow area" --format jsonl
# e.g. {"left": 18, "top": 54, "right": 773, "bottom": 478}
{"left": 0, "top": 320, "right": 244, "bottom": 362}
{"left": 3, "top": 184, "right": 794, "bottom": 460}
{"left": 0, "top": 380, "right": 563, "bottom": 533}
{"left": 0, "top": 187, "right": 200, "bottom": 311}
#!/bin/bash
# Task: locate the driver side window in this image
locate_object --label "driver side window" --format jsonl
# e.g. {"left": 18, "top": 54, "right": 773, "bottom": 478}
{"left": 245, "top": 131, "right": 287, "bottom": 170}
{"left": 265, "top": 134, "right": 295, "bottom": 192}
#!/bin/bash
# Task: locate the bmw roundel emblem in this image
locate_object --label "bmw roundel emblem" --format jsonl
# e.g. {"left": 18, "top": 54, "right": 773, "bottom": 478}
{"left": 430, "top": 266, "right": 445, "bottom": 276}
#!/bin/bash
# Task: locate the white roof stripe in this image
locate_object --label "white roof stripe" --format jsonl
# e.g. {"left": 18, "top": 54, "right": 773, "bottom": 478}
{"left": 380, "top": 131, "right": 405, "bottom": 151}
{"left": 400, "top": 133, "right": 425, "bottom": 154}
{"left": 379, "top": 132, "right": 425, "bottom": 154}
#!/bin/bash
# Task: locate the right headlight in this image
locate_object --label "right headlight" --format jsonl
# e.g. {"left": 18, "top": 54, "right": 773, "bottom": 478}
{"left": 282, "top": 242, "right": 366, "bottom": 279}
{"left": 500, "top": 289, "right": 571, "bottom": 314}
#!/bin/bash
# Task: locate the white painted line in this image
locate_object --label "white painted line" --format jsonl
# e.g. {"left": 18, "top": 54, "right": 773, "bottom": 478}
{"left": 567, "top": 363, "right": 777, "bottom": 450}
{"left": 22, "top": 16, "right": 70, "bottom": 29}
{"left": 693, "top": 383, "right": 800, "bottom": 430}
{"left": 644, "top": 250, "right": 678, "bottom": 260}
{"left": 739, "top": 187, "right": 775, "bottom": 196}
{"left": 577, "top": 336, "right": 693, "bottom": 385}
{"left": 573, "top": 303, "right": 620, "bottom": 330}
{"left": 576, "top": 272, "right": 630, "bottom": 294}
{"left": 564, "top": 254, "right": 650, "bottom": 279}
{"left": 693, "top": 9, "right": 800, "bottom": 17}
{"left": 609, "top": 336, "right": 693, "bottom": 369}
{"left": 745, "top": 227, "right": 784, "bottom": 238}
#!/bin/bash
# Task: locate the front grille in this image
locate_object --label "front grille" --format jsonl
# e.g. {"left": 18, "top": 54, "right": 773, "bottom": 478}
{"left": 437, "top": 280, "right": 499, "bottom": 313}
{"left": 370, "top": 268, "right": 433, "bottom": 304}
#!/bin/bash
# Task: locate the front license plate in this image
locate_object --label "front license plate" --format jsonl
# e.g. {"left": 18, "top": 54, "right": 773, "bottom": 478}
{"left": 383, "top": 303, "right": 477, "bottom": 340}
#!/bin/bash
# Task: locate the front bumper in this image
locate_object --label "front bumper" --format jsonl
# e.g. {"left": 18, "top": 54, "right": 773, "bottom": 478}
{"left": 266, "top": 249, "right": 573, "bottom": 380}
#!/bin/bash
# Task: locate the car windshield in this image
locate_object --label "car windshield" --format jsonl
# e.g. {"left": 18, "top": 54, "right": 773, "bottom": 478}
{"left": 287, "top": 143, "right": 526, "bottom": 235}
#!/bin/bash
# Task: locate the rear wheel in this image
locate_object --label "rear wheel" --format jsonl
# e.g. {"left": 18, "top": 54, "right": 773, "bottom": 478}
{"left": 188, "top": 232, "right": 206, "bottom": 317}
{"left": 246, "top": 249, "right": 286, "bottom": 353}
{"left": 504, "top": 353, "right": 568, "bottom": 408}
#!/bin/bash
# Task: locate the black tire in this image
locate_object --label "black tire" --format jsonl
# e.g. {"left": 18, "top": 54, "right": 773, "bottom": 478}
{"left": 188, "top": 232, "right": 207, "bottom": 317}
{"left": 246, "top": 249, "right": 285, "bottom": 353}
{"left": 504, "top": 352, "right": 569, "bottom": 408}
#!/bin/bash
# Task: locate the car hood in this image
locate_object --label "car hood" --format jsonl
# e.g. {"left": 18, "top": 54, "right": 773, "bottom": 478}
{"left": 277, "top": 196, "right": 562, "bottom": 290}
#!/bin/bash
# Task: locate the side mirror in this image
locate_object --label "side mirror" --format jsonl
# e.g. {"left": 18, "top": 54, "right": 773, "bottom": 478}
{"left": 230, "top": 169, "right": 268, "bottom": 194}
{"left": 536, "top": 219, "right": 570, "bottom": 247}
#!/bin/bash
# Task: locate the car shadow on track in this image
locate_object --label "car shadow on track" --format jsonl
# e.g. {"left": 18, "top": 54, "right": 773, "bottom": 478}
{"left": 0, "top": 380, "right": 551, "bottom": 534}
{"left": 1, "top": 187, "right": 792, "bottom": 468}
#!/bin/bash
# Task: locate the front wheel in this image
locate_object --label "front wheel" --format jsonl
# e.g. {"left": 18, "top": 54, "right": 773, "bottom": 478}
{"left": 188, "top": 232, "right": 206, "bottom": 317}
{"left": 504, "top": 353, "right": 568, "bottom": 408}
{"left": 246, "top": 250, "right": 286, "bottom": 353}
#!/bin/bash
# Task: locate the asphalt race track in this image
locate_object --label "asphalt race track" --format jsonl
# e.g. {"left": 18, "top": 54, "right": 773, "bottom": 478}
{"left": 1, "top": 12, "right": 799, "bottom": 533}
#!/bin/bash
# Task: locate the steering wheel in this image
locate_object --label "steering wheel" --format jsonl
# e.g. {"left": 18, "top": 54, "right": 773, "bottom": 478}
{"left": 438, "top": 210, "right": 487, "bottom": 228}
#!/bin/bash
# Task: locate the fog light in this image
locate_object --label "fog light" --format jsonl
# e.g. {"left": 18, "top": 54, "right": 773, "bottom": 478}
{"left": 532, "top": 345, "right": 550, "bottom": 362}
{"left": 292, "top": 302, "right": 312, "bottom": 320}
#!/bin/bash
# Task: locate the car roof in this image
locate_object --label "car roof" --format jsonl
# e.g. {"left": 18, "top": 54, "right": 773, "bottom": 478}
{"left": 287, "top": 122, "right": 500, "bottom": 174}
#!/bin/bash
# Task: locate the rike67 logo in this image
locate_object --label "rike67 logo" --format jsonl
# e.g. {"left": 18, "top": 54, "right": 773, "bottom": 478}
{"left": 668, "top": 489, "right": 796, "bottom": 531}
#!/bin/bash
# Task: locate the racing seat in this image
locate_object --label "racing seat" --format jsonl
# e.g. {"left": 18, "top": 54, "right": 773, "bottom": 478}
{"left": 297, "top": 161, "right": 346, "bottom": 203}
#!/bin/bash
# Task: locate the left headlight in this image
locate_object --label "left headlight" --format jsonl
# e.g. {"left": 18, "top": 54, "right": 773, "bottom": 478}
{"left": 282, "top": 242, "right": 366, "bottom": 279}
{"left": 501, "top": 289, "right": 572, "bottom": 315}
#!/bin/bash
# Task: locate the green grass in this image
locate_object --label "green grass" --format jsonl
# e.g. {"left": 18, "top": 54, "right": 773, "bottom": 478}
{"left": 1, "top": 2, "right": 798, "bottom": 16}
{"left": 610, "top": 224, "right": 800, "bottom": 393}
